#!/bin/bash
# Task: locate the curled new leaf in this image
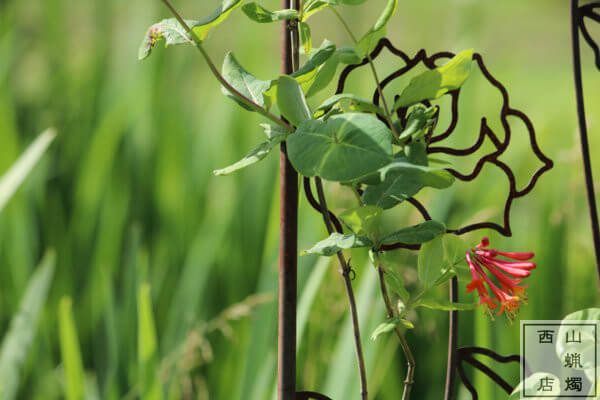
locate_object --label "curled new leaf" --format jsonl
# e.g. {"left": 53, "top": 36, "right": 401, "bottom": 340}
{"left": 138, "top": 18, "right": 197, "bottom": 60}
{"left": 396, "top": 104, "right": 437, "bottom": 144}
{"left": 299, "top": 22, "right": 312, "bottom": 54}
{"left": 393, "top": 49, "right": 474, "bottom": 109}
{"left": 302, "top": 232, "right": 373, "bottom": 256}
{"left": 191, "top": 0, "right": 244, "bottom": 41}
{"left": 242, "top": 2, "right": 299, "bottom": 23}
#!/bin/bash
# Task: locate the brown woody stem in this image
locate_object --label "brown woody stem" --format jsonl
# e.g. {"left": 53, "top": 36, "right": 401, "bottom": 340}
{"left": 375, "top": 261, "right": 415, "bottom": 400}
{"left": 159, "top": 0, "right": 292, "bottom": 131}
{"left": 315, "top": 177, "right": 369, "bottom": 400}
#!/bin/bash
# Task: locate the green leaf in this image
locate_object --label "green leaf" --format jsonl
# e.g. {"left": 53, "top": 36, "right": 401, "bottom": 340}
{"left": 337, "top": 47, "right": 363, "bottom": 65}
{"left": 306, "top": 54, "right": 340, "bottom": 98}
{"left": 222, "top": 52, "right": 273, "bottom": 110}
{"left": 138, "top": 283, "right": 162, "bottom": 400}
{"left": 138, "top": 18, "right": 197, "bottom": 60}
{"left": 418, "top": 236, "right": 445, "bottom": 288}
{"left": 397, "top": 105, "right": 437, "bottom": 143}
{"left": 292, "top": 39, "right": 336, "bottom": 82}
{"left": 287, "top": 113, "right": 394, "bottom": 181}
{"left": 443, "top": 235, "right": 467, "bottom": 267}
{"left": 299, "top": 22, "right": 312, "bottom": 54}
{"left": 384, "top": 268, "right": 410, "bottom": 302}
{"left": 433, "top": 268, "right": 456, "bottom": 287}
{"left": 266, "top": 40, "right": 336, "bottom": 99}
{"left": 381, "top": 161, "right": 455, "bottom": 188}
{"left": 371, "top": 317, "right": 414, "bottom": 340}
{"left": 260, "top": 123, "right": 290, "bottom": 140}
{"left": 412, "top": 298, "right": 477, "bottom": 311}
{"left": 560, "top": 308, "right": 600, "bottom": 322}
{"left": 277, "top": 75, "right": 312, "bottom": 126}
{"left": 0, "top": 251, "right": 55, "bottom": 400}
{"left": 314, "top": 93, "right": 385, "bottom": 117}
{"left": 302, "top": 232, "right": 373, "bottom": 256}
{"left": 509, "top": 373, "right": 560, "bottom": 400}
{"left": 338, "top": 205, "right": 383, "bottom": 237}
{"left": 404, "top": 141, "right": 428, "bottom": 166}
{"left": 356, "top": 0, "right": 397, "bottom": 56}
{"left": 357, "top": 26, "right": 386, "bottom": 58}
{"left": 0, "top": 128, "right": 55, "bottom": 213}
{"left": 213, "top": 135, "right": 287, "bottom": 176}
{"left": 556, "top": 308, "right": 600, "bottom": 384}
{"left": 242, "top": 2, "right": 299, "bottom": 23}
{"left": 59, "top": 297, "right": 85, "bottom": 400}
{"left": 301, "top": 0, "right": 329, "bottom": 21}
{"left": 336, "top": 0, "right": 368, "bottom": 5}
{"left": 453, "top": 264, "right": 471, "bottom": 282}
{"left": 362, "top": 161, "right": 455, "bottom": 209}
{"left": 393, "top": 49, "right": 474, "bottom": 109}
{"left": 380, "top": 220, "right": 446, "bottom": 246}
{"left": 191, "top": 0, "right": 244, "bottom": 41}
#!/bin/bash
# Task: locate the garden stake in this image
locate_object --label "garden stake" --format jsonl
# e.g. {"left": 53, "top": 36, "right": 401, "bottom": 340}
{"left": 278, "top": 1, "right": 300, "bottom": 400}
{"left": 571, "top": 0, "right": 600, "bottom": 297}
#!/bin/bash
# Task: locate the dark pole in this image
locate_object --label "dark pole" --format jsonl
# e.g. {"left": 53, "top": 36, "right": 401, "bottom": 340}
{"left": 571, "top": 0, "right": 600, "bottom": 295}
{"left": 278, "top": 1, "right": 300, "bottom": 399}
{"left": 443, "top": 277, "right": 458, "bottom": 400}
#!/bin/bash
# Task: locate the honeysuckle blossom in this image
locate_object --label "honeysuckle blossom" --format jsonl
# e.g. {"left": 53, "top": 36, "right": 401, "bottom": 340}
{"left": 466, "top": 237, "right": 536, "bottom": 320}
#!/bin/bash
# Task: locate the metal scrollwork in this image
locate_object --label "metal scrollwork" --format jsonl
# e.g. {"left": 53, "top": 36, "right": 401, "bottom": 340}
{"left": 301, "top": 37, "right": 555, "bottom": 399}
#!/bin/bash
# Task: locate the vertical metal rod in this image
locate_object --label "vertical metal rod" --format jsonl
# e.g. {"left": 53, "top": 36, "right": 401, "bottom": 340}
{"left": 571, "top": 0, "right": 600, "bottom": 295}
{"left": 278, "top": 1, "right": 300, "bottom": 399}
{"left": 443, "top": 277, "right": 459, "bottom": 400}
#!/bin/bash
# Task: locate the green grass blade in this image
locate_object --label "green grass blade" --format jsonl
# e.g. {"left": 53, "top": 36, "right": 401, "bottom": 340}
{"left": 297, "top": 256, "right": 330, "bottom": 349}
{"left": 137, "top": 283, "right": 162, "bottom": 400}
{"left": 0, "top": 250, "right": 56, "bottom": 400}
{"left": 59, "top": 297, "right": 86, "bottom": 400}
{"left": 0, "top": 128, "right": 55, "bottom": 212}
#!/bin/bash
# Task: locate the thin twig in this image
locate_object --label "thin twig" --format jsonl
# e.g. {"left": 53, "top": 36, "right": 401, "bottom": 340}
{"left": 375, "top": 262, "right": 415, "bottom": 400}
{"left": 314, "top": 177, "right": 369, "bottom": 400}
{"left": 329, "top": 7, "right": 400, "bottom": 138}
{"left": 159, "top": 0, "right": 293, "bottom": 131}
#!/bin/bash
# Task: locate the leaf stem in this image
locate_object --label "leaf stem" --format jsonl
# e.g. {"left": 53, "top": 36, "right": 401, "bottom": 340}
{"left": 328, "top": 7, "right": 399, "bottom": 138}
{"left": 374, "top": 258, "right": 415, "bottom": 400}
{"left": 159, "top": 0, "right": 293, "bottom": 131}
{"left": 315, "top": 177, "right": 369, "bottom": 400}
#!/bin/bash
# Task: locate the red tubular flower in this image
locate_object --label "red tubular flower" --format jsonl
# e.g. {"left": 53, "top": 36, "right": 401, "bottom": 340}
{"left": 465, "top": 237, "right": 536, "bottom": 320}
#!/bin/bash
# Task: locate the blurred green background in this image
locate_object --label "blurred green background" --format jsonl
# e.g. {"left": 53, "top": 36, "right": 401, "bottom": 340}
{"left": 1, "top": 0, "right": 599, "bottom": 398}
